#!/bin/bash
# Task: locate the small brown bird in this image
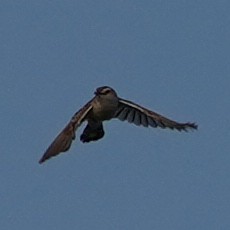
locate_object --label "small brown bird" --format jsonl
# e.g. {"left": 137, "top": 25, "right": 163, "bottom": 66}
{"left": 39, "top": 86, "right": 197, "bottom": 164}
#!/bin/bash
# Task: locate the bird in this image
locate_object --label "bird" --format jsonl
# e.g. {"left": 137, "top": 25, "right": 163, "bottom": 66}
{"left": 39, "top": 86, "right": 197, "bottom": 164}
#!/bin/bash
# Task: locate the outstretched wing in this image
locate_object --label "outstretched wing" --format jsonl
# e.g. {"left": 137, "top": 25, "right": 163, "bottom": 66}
{"left": 39, "top": 99, "right": 94, "bottom": 164}
{"left": 114, "top": 98, "right": 197, "bottom": 131}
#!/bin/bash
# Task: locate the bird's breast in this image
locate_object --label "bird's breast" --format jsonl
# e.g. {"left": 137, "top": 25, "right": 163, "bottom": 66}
{"left": 92, "top": 98, "right": 118, "bottom": 121}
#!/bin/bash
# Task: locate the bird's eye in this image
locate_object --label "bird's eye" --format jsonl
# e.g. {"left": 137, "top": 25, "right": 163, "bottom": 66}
{"left": 101, "top": 89, "right": 111, "bottom": 95}
{"left": 104, "top": 90, "right": 110, "bottom": 94}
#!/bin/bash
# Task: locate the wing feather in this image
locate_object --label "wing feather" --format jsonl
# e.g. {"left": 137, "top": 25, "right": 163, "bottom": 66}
{"left": 39, "top": 99, "right": 94, "bottom": 164}
{"left": 133, "top": 111, "right": 141, "bottom": 126}
{"left": 140, "top": 113, "right": 148, "bottom": 127}
{"left": 127, "top": 109, "right": 135, "bottom": 123}
{"left": 115, "top": 98, "right": 197, "bottom": 131}
{"left": 116, "top": 106, "right": 129, "bottom": 121}
{"left": 147, "top": 117, "right": 157, "bottom": 128}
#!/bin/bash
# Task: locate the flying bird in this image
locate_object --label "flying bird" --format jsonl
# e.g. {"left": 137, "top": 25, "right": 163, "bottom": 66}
{"left": 39, "top": 86, "right": 197, "bottom": 163}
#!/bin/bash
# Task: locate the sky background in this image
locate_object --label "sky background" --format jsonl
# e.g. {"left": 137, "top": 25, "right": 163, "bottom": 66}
{"left": 1, "top": 0, "right": 230, "bottom": 229}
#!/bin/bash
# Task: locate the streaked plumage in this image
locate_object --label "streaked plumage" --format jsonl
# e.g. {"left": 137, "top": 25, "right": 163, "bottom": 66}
{"left": 39, "top": 86, "right": 197, "bottom": 164}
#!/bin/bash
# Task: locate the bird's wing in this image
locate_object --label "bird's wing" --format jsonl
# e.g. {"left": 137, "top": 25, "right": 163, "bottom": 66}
{"left": 114, "top": 98, "right": 197, "bottom": 131}
{"left": 39, "top": 98, "right": 94, "bottom": 164}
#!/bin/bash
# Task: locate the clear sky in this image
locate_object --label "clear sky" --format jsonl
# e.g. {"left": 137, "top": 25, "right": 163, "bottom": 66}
{"left": 1, "top": 1, "right": 230, "bottom": 229}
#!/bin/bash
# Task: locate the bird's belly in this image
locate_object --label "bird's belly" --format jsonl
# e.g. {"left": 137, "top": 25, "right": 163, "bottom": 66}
{"left": 92, "top": 107, "right": 116, "bottom": 121}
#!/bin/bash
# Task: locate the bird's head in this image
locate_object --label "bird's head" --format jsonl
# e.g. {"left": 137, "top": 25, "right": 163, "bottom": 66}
{"left": 94, "top": 86, "right": 117, "bottom": 97}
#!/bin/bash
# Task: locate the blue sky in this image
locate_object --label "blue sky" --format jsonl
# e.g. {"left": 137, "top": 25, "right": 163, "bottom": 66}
{"left": 1, "top": 1, "right": 230, "bottom": 229}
